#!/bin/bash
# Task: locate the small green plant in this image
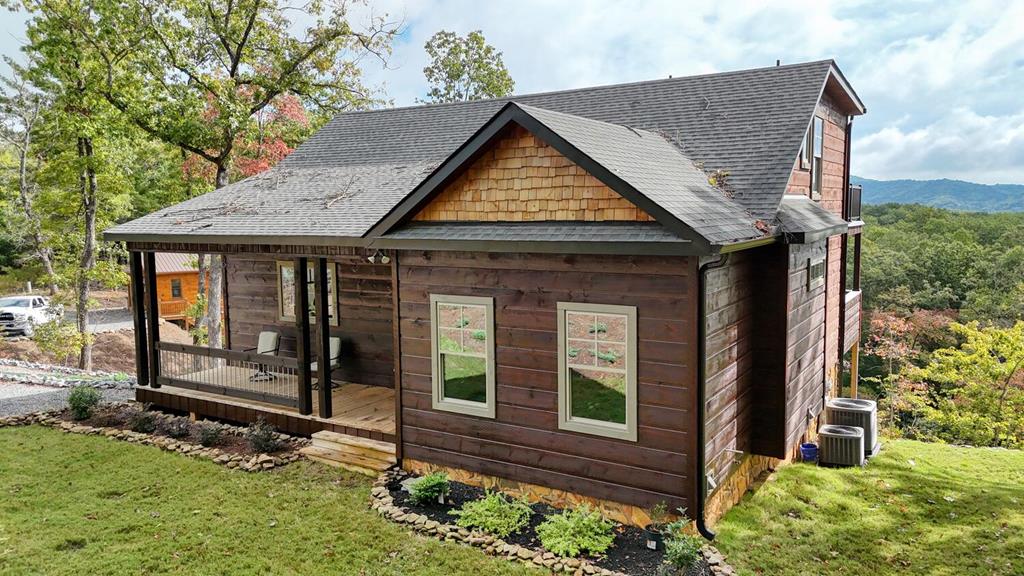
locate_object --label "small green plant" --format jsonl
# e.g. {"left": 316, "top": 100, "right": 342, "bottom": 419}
{"left": 128, "top": 410, "right": 157, "bottom": 433}
{"left": 589, "top": 322, "right": 608, "bottom": 334}
{"left": 647, "top": 501, "right": 670, "bottom": 530}
{"left": 457, "top": 317, "right": 470, "bottom": 328}
{"left": 536, "top": 505, "right": 615, "bottom": 558}
{"left": 596, "top": 350, "right": 619, "bottom": 364}
{"left": 568, "top": 347, "right": 580, "bottom": 359}
{"left": 408, "top": 472, "right": 450, "bottom": 505}
{"left": 198, "top": 422, "right": 224, "bottom": 447}
{"left": 67, "top": 386, "right": 102, "bottom": 420}
{"left": 34, "top": 320, "right": 91, "bottom": 366}
{"left": 661, "top": 508, "right": 702, "bottom": 571}
{"left": 450, "top": 491, "right": 532, "bottom": 537}
{"left": 471, "top": 329, "right": 486, "bottom": 341}
{"left": 165, "top": 419, "right": 192, "bottom": 439}
{"left": 246, "top": 419, "right": 282, "bottom": 453}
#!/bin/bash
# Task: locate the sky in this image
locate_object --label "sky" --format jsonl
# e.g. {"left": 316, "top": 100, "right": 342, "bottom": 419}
{"left": 2, "top": 0, "right": 1023, "bottom": 184}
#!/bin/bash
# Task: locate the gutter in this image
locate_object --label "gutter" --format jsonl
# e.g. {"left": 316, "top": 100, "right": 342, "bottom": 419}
{"left": 695, "top": 253, "right": 730, "bottom": 541}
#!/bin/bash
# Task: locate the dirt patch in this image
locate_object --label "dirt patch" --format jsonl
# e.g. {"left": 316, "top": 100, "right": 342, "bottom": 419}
{"left": 0, "top": 322, "right": 191, "bottom": 373}
{"left": 91, "top": 290, "right": 129, "bottom": 309}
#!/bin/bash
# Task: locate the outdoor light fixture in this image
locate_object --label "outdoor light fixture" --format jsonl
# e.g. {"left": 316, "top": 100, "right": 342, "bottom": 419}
{"left": 367, "top": 250, "right": 390, "bottom": 264}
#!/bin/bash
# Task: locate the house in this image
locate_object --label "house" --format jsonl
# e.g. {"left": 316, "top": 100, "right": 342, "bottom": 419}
{"left": 105, "top": 60, "right": 866, "bottom": 533}
{"left": 127, "top": 253, "right": 200, "bottom": 326}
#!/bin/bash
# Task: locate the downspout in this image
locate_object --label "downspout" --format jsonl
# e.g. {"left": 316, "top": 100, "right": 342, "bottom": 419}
{"left": 696, "top": 253, "right": 730, "bottom": 541}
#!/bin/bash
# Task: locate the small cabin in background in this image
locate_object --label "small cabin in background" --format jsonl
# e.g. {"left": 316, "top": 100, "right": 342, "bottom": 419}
{"left": 128, "top": 253, "right": 199, "bottom": 327}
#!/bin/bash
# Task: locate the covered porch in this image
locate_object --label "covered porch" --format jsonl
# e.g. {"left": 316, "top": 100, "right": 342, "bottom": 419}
{"left": 126, "top": 246, "right": 399, "bottom": 443}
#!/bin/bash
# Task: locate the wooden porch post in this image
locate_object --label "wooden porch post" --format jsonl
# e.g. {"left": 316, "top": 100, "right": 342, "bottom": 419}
{"left": 129, "top": 251, "right": 149, "bottom": 387}
{"left": 144, "top": 251, "right": 161, "bottom": 388}
{"left": 294, "top": 257, "right": 313, "bottom": 415}
{"left": 390, "top": 251, "right": 403, "bottom": 460}
{"left": 850, "top": 341, "right": 860, "bottom": 398}
{"left": 314, "top": 257, "right": 332, "bottom": 418}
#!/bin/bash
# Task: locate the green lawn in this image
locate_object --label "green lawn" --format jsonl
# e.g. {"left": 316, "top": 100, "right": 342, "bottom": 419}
{"left": 715, "top": 439, "right": 1024, "bottom": 576}
{"left": 0, "top": 426, "right": 536, "bottom": 576}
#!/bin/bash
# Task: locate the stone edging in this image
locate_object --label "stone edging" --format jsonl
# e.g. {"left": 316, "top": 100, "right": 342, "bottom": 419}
{"left": 368, "top": 468, "right": 739, "bottom": 576}
{"left": 0, "top": 358, "right": 135, "bottom": 389}
{"left": 0, "top": 404, "right": 305, "bottom": 472}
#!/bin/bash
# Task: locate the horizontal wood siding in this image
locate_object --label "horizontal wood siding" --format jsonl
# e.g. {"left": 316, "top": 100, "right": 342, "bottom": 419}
{"left": 398, "top": 251, "right": 697, "bottom": 510}
{"left": 749, "top": 243, "right": 790, "bottom": 457}
{"left": 703, "top": 251, "right": 755, "bottom": 486}
{"left": 225, "top": 255, "right": 394, "bottom": 388}
{"left": 784, "top": 241, "right": 828, "bottom": 450}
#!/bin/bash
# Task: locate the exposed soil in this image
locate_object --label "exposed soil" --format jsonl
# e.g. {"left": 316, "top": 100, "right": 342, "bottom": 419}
{"left": 0, "top": 322, "right": 191, "bottom": 373}
{"left": 386, "top": 476, "right": 672, "bottom": 576}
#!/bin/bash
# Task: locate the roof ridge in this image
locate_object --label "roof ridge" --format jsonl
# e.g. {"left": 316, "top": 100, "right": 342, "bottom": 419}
{"left": 337, "top": 59, "right": 836, "bottom": 117}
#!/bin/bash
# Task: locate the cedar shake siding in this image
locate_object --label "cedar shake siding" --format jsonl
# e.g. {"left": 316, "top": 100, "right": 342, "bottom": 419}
{"left": 225, "top": 255, "right": 395, "bottom": 388}
{"left": 397, "top": 251, "right": 698, "bottom": 510}
{"left": 413, "top": 125, "right": 656, "bottom": 223}
{"left": 783, "top": 241, "right": 829, "bottom": 449}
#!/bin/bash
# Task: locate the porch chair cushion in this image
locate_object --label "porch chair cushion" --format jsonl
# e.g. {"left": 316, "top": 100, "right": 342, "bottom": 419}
{"left": 310, "top": 337, "right": 342, "bottom": 372}
{"left": 255, "top": 331, "right": 280, "bottom": 356}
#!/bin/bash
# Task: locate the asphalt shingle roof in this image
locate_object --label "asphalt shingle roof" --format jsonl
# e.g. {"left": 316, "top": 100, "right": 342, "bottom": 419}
{"left": 381, "top": 221, "right": 688, "bottom": 244}
{"left": 776, "top": 195, "right": 849, "bottom": 242}
{"left": 106, "top": 60, "right": 838, "bottom": 246}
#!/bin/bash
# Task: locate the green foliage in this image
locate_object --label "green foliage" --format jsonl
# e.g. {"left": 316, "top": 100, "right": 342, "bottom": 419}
{"left": 408, "top": 472, "right": 450, "bottom": 505}
{"left": 164, "top": 419, "right": 192, "bottom": 439}
{"left": 184, "top": 293, "right": 208, "bottom": 345}
{"left": 32, "top": 320, "right": 91, "bottom": 365}
{"left": 422, "top": 30, "right": 514, "bottom": 103}
{"left": 471, "top": 329, "right": 486, "bottom": 341}
{"left": 450, "top": 491, "right": 532, "bottom": 537}
{"left": 66, "top": 386, "right": 101, "bottom": 420}
{"left": 128, "top": 410, "right": 157, "bottom": 433}
{"left": 535, "top": 505, "right": 615, "bottom": 558}
{"left": 661, "top": 508, "right": 701, "bottom": 570}
{"left": 246, "top": 419, "right": 282, "bottom": 453}
{"left": 197, "top": 422, "right": 223, "bottom": 447}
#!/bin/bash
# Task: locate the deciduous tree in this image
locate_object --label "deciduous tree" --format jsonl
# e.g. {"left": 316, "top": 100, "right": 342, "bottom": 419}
{"left": 422, "top": 30, "right": 513, "bottom": 103}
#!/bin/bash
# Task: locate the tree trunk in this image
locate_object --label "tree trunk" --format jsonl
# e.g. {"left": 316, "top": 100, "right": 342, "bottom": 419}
{"left": 13, "top": 124, "right": 58, "bottom": 295}
{"left": 77, "top": 137, "right": 98, "bottom": 370}
{"left": 204, "top": 162, "right": 230, "bottom": 349}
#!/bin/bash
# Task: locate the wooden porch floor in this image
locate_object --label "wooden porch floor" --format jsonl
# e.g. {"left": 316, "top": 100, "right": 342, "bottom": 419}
{"left": 143, "top": 382, "right": 396, "bottom": 437}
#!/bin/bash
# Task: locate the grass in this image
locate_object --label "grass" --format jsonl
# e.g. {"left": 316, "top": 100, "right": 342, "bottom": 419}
{"left": 0, "top": 426, "right": 537, "bottom": 576}
{"left": 714, "top": 439, "right": 1024, "bottom": 576}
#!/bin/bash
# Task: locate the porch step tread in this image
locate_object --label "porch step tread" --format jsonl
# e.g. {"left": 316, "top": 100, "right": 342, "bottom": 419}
{"left": 300, "top": 445, "right": 393, "bottom": 472}
{"left": 311, "top": 430, "right": 396, "bottom": 455}
{"left": 302, "top": 451, "right": 380, "bottom": 477}
{"left": 310, "top": 438, "right": 398, "bottom": 463}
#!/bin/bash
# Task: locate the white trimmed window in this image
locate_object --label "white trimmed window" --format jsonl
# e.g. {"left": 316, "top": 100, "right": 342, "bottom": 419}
{"left": 810, "top": 116, "right": 824, "bottom": 200}
{"left": 278, "top": 261, "right": 337, "bottom": 325}
{"left": 430, "top": 294, "right": 495, "bottom": 418}
{"left": 556, "top": 302, "right": 637, "bottom": 441}
{"left": 807, "top": 257, "right": 826, "bottom": 291}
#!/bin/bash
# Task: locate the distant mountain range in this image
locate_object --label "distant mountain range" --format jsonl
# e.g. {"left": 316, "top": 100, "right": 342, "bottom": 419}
{"left": 852, "top": 176, "right": 1024, "bottom": 212}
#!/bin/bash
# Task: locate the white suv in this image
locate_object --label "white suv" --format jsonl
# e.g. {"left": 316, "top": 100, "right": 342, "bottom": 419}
{"left": 0, "top": 295, "right": 60, "bottom": 337}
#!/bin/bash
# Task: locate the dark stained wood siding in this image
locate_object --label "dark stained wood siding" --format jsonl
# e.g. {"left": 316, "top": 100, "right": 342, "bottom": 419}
{"left": 398, "top": 251, "right": 698, "bottom": 510}
{"left": 749, "top": 243, "right": 790, "bottom": 458}
{"left": 703, "top": 251, "right": 755, "bottom": 485}
{"left": 783, "top": 241, "right": 828, "bottom": 450}
{"left": 225, "top": 255, "right": 395, "bottom": 388}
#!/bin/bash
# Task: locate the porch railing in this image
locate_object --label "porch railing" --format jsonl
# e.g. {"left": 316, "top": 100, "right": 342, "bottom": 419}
{"left": 843, "top": 290, "right": 862, "bottom": 353}
{"left": 155, "top": 342, "right": 300, "bottom": 407}
{"left": 847, "top": 183, "right": 863, "bottom": 222}
{"left": 158, "top": 299, "right": 190, "bottom": 319}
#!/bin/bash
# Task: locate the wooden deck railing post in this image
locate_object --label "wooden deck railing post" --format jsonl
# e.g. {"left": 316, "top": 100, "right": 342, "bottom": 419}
{"left": 130, "top": 251, "right": 149, "bottom": 387}
{"left": 144, "top": 251, "right": 161, "bottom": 388}
{"left": 314, "top": 257, "right": 332, "bottom": 418}
{"left": 294, "top": 257, "right": 313, "bottom": 415}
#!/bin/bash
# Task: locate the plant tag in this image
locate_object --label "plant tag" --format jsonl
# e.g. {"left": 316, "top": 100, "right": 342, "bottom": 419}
{"left": 646, "top": 539, "right": 657, "bottom": 550}
{"left": 438, "top": 494, "right": 445, "bottom": 505}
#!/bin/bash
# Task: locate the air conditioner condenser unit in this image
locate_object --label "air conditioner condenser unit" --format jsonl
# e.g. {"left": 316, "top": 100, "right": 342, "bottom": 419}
{"left": 818, "top": 424, "right": 865, "bottom": 467}
{"left": 826, "top": 397, "right": 880, "bottom": 457}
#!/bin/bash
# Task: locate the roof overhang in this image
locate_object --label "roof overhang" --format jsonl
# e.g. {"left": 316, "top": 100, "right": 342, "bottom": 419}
{"left": 825, "top": 62, "right": 866, "bottom": 116}
{"left": 777, "top": 195, "right": 849, "bottom": 244}
{"left": 365, "top": 102, "right": 715, "bottom": 253}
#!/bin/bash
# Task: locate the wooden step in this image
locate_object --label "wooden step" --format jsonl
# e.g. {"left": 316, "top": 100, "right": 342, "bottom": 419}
{"left": 311, "top": 438, "right": 398, "bottom": 465}
{"left": 301, "top": 446, "right": 379, "bottom": 477}
{"left": 311, "top": 430, "right": 396, "bottom": 455}
{"left": 301, "top": 445, "right": 394, "bottom": 471}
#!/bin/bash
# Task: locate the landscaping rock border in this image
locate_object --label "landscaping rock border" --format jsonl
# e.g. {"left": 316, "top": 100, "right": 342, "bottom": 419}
{"left": 0, "top": 358, "right": 135, "bottom": 389}
{"left": 0, "top": 402, "right": 306, "bottom": 472}
{"left": 368, "top": 468, "right": 738, "bottom": 576}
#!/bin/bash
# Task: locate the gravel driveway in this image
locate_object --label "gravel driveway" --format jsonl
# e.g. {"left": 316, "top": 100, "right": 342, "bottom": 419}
{"left": 0, "top": 382, "right": 133, "bottom": 417}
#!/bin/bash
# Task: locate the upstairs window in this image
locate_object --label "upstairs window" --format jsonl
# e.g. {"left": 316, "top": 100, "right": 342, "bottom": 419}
{"left": 278, "top": 261, "right": 337, "bottom": 325}
{"left": 170, "top": 278, "right": 182, "bottom": 298}
{"left": 557, "top": 302, "right": 637, "bottom": 441}
{"left": 430, "top": 294, "right": 495, "bottom": 418}
{"left": 810, "top": 116, "right": 824, "bottom": 200}
{"left": 808, "top": 257, "right": 826, "bottom": 291}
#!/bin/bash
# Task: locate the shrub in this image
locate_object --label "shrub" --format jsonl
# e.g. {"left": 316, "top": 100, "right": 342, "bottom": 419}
{"left": 450, "top": 491, "right": 532, "bottom": 537}
{"left": 165, "top": 419, "right": 192, "bottom": 439}
{"left": 67, "top": 386, "right": 102, "bottom": 420}
{"left": 128, "top": 410, "right": 157, "bottom": 433}
{"left": 246, "top": 419, "right": 281, "bottom": 453}
{"left": 197, "top": 422, "right": 224, "bottom": 447}
{"left": 536, "top": 505, "right": 615, "bottom": 558}
{"left": 408, "top": 472, "right": 450, "bottom": 505}
{"left": 662, "top": 509, "right": 703, "bottom": 571}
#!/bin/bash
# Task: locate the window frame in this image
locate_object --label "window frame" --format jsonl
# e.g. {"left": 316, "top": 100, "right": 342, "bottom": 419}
{"left": 429, "top": 294, "right": 496, "bottom": 418}
{"left": 556, "top": 302, "right": 638, "bottom": 442}
{"left": 170, "top": 278, "right": 182, "bottom": 299}
{"left": 807, "top": 257, "right": 826, "bottom": 291}
{"left": 800, "top": 123, "right": 812, "bottom": 169}
{"left": 810, "top": 116, "right": 824, "bottom": 200}
{"left": 277, "top": 261, "right": 338, "bottom": 326}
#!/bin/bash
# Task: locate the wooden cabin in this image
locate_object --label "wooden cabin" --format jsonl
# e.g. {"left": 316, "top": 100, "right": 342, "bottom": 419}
{"left": 127, "top": 253, "right": 200, "bottom": 326}
{"left": 106, "top": 60, "right": 866, "bottom": 530}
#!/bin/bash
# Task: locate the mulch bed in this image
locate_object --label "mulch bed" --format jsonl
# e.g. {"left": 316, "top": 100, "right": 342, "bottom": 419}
{"left": 386, "top": 475, "right": 673, "bottom": 576}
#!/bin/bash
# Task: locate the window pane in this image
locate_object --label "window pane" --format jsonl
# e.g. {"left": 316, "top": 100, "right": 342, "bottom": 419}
{"left": 439, "top": 327, "right": 464, "bottom": 353}
{"left": 442, "top": 354, "right": 487, "bottom": 403}
{"left": 595, "top": 314, "right": 626, "bottom": 342}
{"left": 596, "top": 343, "right": 625, "bottom": 368}
{"left": 566, "top": 312, "right": 594, "bottom": 339}
{"left": 438, "top": 303, "right": 462, "bottom": 328}
{"left": 280, "top": 264, "right": 295, "bottom": 318}
{"left": 462, "top": 304, "right": 486, "bottom": 331}
{"left": 464, "top": 328, "right": 487, "bottom": 354}
{"left": 813, "top": 117, "right": 823, "bottom": 157}
{"left": 567, "top": 338, "right": 596, "bottom": 366}
{"left": 570, "top": 368, "right": 626, "bottom": 424}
